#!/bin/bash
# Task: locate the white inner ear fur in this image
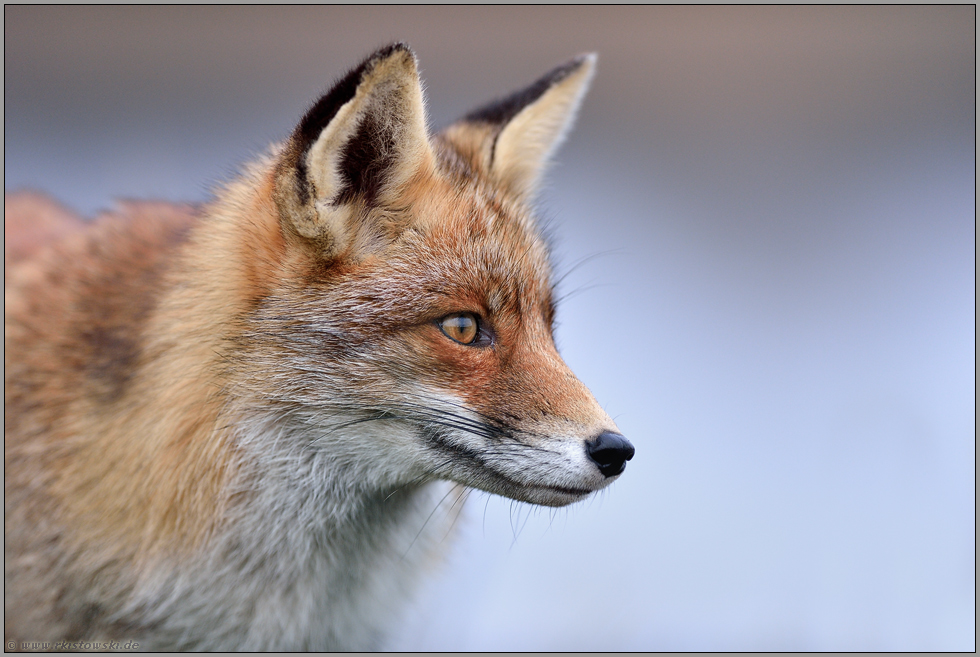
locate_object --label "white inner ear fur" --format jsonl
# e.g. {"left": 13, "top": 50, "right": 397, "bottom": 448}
{"left": 492, "top": 54, "right": 597, "bottom": 200}
{"left": 298, "top": 52, "right": 434, "bottom": 247}
{"left": 306, "top": 97, "right": 366, "bottom": 208}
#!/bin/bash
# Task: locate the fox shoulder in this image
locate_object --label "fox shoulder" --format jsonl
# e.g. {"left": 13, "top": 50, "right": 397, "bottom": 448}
{"left": 4, "top": 198, "right": 199, "bottom": 425}
{"left": 4, "top": 191, "right": 85, "bottom": 274}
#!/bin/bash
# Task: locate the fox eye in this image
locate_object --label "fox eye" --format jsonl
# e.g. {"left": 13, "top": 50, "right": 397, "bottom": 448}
{"left": 438, "top": 312, "right": 483, "bottom": 346}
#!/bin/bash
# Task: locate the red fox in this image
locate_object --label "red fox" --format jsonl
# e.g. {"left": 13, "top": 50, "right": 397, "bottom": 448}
{"left": 4, "top": 44, "right": 633, "bottom": 650}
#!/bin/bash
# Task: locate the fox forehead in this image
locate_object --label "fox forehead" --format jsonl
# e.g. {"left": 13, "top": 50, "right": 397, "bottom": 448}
{"left": 300, "top": 162, "right": 556, "bottom": 332}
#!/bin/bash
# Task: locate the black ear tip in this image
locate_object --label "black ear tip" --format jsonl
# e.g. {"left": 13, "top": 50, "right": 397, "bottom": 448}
{"left": 572, "top": 52, "right": 598, "bottom": 71}
{"left": 291, "top": 42, "right": 419, "bottom": 161}
{"left": 370, "top": 42, "right": 416, "bottom": 64}
{"left": 548, "top": 52, "right": 597, "bottom": 86}
{"left": 462, "top": 52, "right": 595, "bottom": 127}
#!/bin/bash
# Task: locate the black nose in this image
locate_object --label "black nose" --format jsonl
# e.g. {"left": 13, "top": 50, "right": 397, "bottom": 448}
{"left": 585, "top": 432, "right": 635, "bottom": 478}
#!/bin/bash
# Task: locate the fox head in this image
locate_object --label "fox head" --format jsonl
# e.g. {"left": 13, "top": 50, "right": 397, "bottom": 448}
{"left": 233, "top": 44, "right": 632, "bottom": 507}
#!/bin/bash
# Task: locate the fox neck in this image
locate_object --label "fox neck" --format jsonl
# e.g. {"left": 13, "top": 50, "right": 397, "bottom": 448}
{"left": 108, "top": 402, "right": 451, "bottom": 649}
{"left": 186, "top": 415, "right": 453, "bottom": 649}
{"left": 108, "top": 168, "right": 441, "bottom": 567}
{"left": 229, "top": 409, "right": 435, "bottom": 528}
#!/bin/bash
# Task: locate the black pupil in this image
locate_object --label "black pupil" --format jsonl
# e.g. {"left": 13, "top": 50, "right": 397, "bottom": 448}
{"left": 449, "top": 315, "right": 474, "bottom": 342}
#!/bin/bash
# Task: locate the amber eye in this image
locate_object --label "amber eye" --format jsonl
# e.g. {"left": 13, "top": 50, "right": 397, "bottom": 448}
{"left": 438, "top": 312, "right": 480, "bottom": 345}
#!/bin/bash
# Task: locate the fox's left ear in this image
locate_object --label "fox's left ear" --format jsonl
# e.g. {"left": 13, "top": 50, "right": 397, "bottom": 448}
{"left": 273, "top": 43, "right": 435, "bottom": 257}
{"left": 443, "top": 53, "right": 596, "bottom": 201}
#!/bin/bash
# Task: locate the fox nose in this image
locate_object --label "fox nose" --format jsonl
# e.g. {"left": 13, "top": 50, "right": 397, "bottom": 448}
{"left": 585, "top": 432, "right": 635, "bottom": 478}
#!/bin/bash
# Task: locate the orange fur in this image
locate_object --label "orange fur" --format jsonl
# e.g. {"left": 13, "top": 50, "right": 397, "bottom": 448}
{"left": 5, "top": 45, "right": 630, "bottom": 650}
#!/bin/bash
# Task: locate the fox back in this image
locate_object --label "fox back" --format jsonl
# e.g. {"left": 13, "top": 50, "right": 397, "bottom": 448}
{"left": 4, "top": 44, "right": 633, "bottom": 651}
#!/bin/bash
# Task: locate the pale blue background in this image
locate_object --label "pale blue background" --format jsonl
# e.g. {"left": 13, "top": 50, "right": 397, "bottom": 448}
{"left": 5, "top": 6, "right": 975, "bottom": 650}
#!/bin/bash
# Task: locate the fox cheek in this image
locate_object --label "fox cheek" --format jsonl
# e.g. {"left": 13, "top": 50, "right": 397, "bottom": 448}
{"left": 418, "top": 332, "right": 497, "bottom": 395}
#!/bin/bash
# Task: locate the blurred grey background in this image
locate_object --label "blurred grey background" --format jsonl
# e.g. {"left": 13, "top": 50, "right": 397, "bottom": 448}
{"left": 4, "top": 6, "right": 975, "bottom": 651}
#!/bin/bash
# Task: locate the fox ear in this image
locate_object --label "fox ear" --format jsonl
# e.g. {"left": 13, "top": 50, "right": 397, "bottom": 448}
{"left": 446, "top": 54, "right": 596, "bottom": 201}
{"left": 274, "top": 43, "right": 434, "bottom": 255}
